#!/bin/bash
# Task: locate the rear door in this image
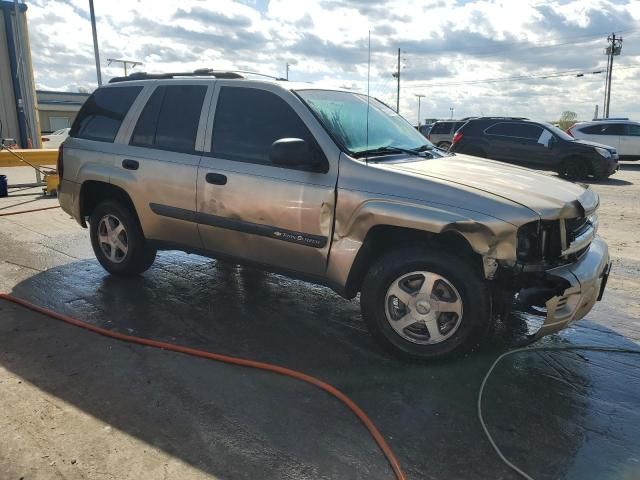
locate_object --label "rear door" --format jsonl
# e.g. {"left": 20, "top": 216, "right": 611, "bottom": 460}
{"left": 196, "top": 83, "right": 339, "bottom": 277}
{"left": 110, "top": 81, "right": 211, "bottom": 249}
{"left": 581, "top": 123, "right": 622, "bottom": 151}
{"left": 483, "top": 122, "right": 520, "bottom": 162}
{"left": 507, "top": 123, "right": 553, "bottom": 167}
{"left": 620, "top": 123, "right": 640, "bottom": 157}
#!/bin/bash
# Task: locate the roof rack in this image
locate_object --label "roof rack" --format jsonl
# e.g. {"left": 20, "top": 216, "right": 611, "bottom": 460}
{"left": 108, "top": 68, "right": 287, "bottom": 84}
{"left": 475, "top": 116, "right": 530, "bottom": 120}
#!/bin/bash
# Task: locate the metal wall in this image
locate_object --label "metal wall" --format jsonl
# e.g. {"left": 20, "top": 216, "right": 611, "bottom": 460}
{"left": 0, "top": 1, "right": 40, "bottom": 148}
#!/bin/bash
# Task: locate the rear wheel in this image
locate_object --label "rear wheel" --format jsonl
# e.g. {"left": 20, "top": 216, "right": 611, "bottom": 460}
{"left": 360, "top": 247, "right": 491, "bottom": 361}
{"left": 89, "top": 200, "right": 156, "bottom": 276}
{"left": 560, "top": 157, "right": 589, "bottom": 180}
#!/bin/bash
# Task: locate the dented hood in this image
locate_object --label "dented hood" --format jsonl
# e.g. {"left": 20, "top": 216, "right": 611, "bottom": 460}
{"left": 383, "top": 154, "right": 598, "bottom": 219}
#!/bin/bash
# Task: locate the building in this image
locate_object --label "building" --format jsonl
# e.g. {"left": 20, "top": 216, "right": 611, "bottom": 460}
{"left": 37, "top": 90, "right": 90, "bottom": 133}
{"left": 0, "top": 0, "right": 40, "bottom": 148}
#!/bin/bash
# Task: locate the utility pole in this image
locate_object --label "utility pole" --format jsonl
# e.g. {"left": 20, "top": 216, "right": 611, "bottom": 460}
{"left": 396, "top": 48, "right": 400, "bottom": 113}
{"left": 107, "top": 58, "right": 143, "bottom": 76}
{"left": 414, "top": 94, "right": 425, "bottom": 126}
{"left": 450, "top": 107, "right": 454, "bottom": 119}
{"left": 285, "top": 62, "right": 290, "bottom": 80}
{"left": 603, "top": 33, "right": 623, "bottom": 118}
{"left": 88, "top": 0, "right": 102, "bottom": 86}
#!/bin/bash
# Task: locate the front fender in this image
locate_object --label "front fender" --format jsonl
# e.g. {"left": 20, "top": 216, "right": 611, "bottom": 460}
{"left": 326, "top": 192, "right": 519, "bottom": 290}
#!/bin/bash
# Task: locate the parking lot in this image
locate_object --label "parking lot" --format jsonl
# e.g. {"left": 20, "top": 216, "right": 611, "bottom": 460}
{"left": 1, "top": 164, "right": 639, "bottom": 480}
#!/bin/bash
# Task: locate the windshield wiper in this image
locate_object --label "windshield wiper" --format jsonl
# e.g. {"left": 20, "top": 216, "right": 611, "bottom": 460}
{"left": 355, "top": 144, "right": 431, "bottom": 158}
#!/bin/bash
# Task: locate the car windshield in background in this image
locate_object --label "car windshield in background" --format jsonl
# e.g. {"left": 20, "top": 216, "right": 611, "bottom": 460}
{"left": 297, "top": 89, "right": 431, "bottom": 156}
{"left": 543, "top": 122, "right": 574, "bottom": 141}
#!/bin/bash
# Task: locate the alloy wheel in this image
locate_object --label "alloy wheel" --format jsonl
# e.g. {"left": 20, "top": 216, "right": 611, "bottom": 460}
{"left": 384, "top": 271, "right": 463, "bottom": 345}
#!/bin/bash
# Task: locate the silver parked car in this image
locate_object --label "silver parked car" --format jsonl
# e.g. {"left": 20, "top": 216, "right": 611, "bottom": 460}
{"left": 58, "top": 70, "right": 611, "bottom": 361}
{"left": 427, "top": 120, "right": 466, "bottom": 149}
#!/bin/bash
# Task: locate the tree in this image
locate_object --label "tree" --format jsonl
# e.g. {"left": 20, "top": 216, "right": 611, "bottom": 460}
{"left": 558, "top": 111, "right": 577, "bottom": 130}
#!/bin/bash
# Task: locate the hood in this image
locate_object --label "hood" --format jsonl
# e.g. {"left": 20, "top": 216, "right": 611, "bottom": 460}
{"left": 571, "top": 138, "right": 617, "bottom": 152}
{"left": 379, "top": 154, "right": 598, "bottom": 219}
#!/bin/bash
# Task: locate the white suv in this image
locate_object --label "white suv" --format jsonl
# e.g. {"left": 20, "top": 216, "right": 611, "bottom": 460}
{"left": 568, "top": 120, "right": 640, "bottom": 160}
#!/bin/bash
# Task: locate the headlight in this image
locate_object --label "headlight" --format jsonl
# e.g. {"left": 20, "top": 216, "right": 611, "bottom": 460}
{"left": 517, "top": 222, "right": 540, "bottom": 260}
{"left": 595, "top": 147, "right": 611, "bottom": 158}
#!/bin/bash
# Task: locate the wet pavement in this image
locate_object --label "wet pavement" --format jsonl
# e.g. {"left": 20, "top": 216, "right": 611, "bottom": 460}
{"left": 1, "top": 167, "right": 640, "bottom": 479}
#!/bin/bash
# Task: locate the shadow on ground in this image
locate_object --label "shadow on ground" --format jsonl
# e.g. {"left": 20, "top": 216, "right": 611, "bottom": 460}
{"left": 2, "top": 252, "right": 640, "bottom": 479}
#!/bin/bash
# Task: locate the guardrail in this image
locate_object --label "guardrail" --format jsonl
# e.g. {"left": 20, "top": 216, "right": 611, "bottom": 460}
{"left": 0, "top": 148, "right": 57, "bottom": 187}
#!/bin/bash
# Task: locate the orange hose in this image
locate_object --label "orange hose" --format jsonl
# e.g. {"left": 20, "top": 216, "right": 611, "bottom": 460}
{"left": 0, "top": 205, "right": 61, "bottom": 217}
{"left": 0, "top": 293, "right": 406, "bottom": 480}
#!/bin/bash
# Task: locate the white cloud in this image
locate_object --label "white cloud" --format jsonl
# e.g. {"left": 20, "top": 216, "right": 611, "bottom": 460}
{"left": 24, "top": 0, "right": 640, "bottom": 121}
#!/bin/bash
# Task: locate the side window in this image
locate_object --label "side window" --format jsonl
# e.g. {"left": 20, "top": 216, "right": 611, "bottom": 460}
{"left": 628, "top": 124, "right": 640, "bottom": 136}
{"left": 485, "top": 122, "right": 517, "bottom": 137}
{"left": 70, "top": 86, "right": 142, "bottom": 142}
{"left": 431, "top": 122, "right": 451, "bottom": 134}
{"left": 513, "top": 124, "right": 543, "bottom": 140}
{"left": 601, "top": 123, "right": 625, "bottom": 135}
{"left": 211, "top": 87, "right": 325, "bottom": 170}
{"left": 580, "top": 124, "right": 603, "bottom": 134}
{"left": 131, "top": 85, "right": 207, "bottom": 154}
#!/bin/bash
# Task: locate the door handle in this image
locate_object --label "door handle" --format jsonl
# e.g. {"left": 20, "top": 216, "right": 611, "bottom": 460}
{"left": 122, "top": 159, "right": 139, "bottom": 170}
{"left": 205, "top": 173, "right": 227, "bottom": 185}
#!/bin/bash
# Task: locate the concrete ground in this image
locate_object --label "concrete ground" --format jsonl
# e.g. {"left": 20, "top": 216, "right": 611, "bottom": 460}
{"left": 1, "top": 165, "right": 640, "bottom": 480}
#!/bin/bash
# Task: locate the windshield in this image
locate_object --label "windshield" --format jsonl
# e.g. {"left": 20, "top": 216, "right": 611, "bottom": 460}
{"left": 297, "top": 89, "right": 432, "bottom": 155}
{"left": 542, "top": 122, "right": 574, "bottom": 141}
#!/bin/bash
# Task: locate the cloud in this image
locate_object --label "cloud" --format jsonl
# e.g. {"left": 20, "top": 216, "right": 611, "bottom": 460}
{"left": 23, "top": 0, "right": 640, "bottom": 120}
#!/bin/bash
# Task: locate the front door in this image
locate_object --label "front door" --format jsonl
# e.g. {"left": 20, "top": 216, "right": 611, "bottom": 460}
{"left": 196, "top": 83, "right": 339, "bottom": 277}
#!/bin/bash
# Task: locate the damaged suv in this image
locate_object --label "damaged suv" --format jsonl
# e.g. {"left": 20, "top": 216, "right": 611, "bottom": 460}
{"left": 58, "top": 71, "right": 611, "bottom": 360}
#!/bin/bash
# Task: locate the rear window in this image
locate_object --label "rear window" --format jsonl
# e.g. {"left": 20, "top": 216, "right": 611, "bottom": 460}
{"left": 579, "top": 124, "right": 603, "bottom": 134}
{"left": 430, "top": 122, "right": 453, "bottom": 134}
{"left": 131, "top": 85, "right": 207, "bottom": 154}
{"left": 70, "top": 86, "right": 142, "bottom": 142}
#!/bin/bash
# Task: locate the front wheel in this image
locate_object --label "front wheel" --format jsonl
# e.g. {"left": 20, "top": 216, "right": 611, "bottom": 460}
{"left": 89, "top": 200, "right": 156, "bottom": 276}
{"left": 559, "top": 158, "right": 589, "bottom": 180}
{"left": 360, "top": 247, "right": 491, "bottom": 361}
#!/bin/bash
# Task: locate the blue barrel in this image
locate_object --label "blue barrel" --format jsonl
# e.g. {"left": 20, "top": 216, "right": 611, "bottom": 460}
{"left": 0, "top": 175, "right": 7, "bottom": 198}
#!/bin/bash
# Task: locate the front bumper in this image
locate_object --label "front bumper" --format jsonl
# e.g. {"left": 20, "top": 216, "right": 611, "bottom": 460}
{"left": 534, "top": 236, "right": 610, "bottom": 338}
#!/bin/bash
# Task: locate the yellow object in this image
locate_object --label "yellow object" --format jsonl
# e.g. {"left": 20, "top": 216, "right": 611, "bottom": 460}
{"left": 43, "top": 172, "right": 60, "bottom": 196}
{"left": 0, "top": 148, "right": 57, "bottom": 167}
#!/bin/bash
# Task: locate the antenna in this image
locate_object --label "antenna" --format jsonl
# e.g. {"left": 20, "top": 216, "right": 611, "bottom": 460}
{"left": 365, "top": 30, "right": 371, "bottom": 166}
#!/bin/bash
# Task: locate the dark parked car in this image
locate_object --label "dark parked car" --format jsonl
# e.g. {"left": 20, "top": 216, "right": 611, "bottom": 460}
{"left": 449, "top": 117, "right": 619, "bottom": 180}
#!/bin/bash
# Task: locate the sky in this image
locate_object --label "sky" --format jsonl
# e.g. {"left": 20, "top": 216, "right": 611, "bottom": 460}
{"left": 24, "top": 0, "right": 640, "bottom": 123}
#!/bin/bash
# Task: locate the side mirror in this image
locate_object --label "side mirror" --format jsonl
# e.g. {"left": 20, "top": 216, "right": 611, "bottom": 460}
{"left": 270, "top": 138, "right": 310, "bottom": 168}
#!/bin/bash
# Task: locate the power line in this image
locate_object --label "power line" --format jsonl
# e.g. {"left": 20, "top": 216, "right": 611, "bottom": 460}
{"left": 406, "top": 64, "right": 640, "bottom": 88}
{"left": 426, "top": 28, "right": 640, "bottom": 59}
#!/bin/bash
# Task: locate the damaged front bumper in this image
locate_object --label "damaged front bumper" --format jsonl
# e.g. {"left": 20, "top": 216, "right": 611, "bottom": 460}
{"left": 529, "top": 236, "right": 610, "bottom": 338}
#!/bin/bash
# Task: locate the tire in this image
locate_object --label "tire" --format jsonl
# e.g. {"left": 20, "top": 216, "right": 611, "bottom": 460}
{"left": 89, "top": 200, "right": 156, "bottom": 276}
{"left": 437, "top": 141, "right": 451, "bottom": 150}
{"left": 591, "top": 160, "right": 612, "bottom": 180}
{"left": 559, "top": 157, "right": 589, "bottom": 180}
{"left": 360, "top": 246, "right": 491, "bottom": 361}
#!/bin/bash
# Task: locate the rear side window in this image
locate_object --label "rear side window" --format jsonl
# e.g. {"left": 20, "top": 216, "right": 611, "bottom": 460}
{"left": 131, "top": 85, "right": 207, "bottom": 154}
{"left": 600, "top": 123, "right": 626, "bottom": 135}
{"left": 430, "top": 122, "right": 452, "bottom": 134}
{"left": 485, "top": 122, "right": 517, "bottom": 137}
{"left": 70, "top": 86, "right": 142, "bottom": 142}
{"left": 211, "top": 87, "right": 323, "bottom": 170}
